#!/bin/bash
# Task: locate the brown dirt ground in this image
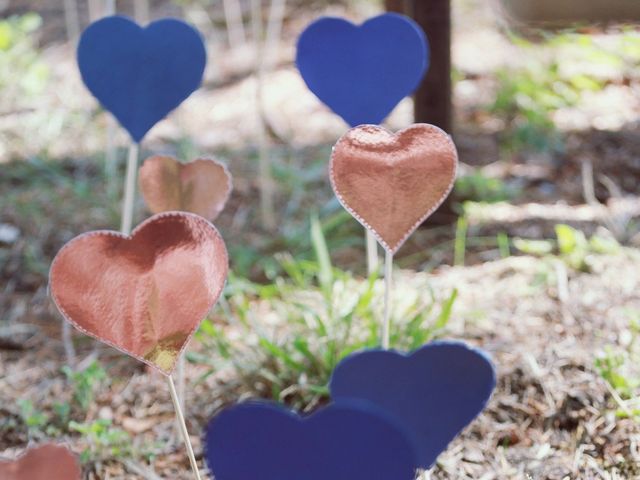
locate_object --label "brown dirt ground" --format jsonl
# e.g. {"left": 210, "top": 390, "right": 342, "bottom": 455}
{"left": 2, "top": 0, "right": 640, "bottom": 479}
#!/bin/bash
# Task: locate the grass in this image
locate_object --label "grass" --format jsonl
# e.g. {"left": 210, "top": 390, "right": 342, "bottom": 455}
{"left": 7, "top": 356, "right": 160, "bottom": 465}
{"left": 490, "top": 30, "right": 640, "bottom": 154}
{"left": 513, "top": 223, "right": 621, "bottom": 272}
{"left": 68, "top": 419, "right": 134, "bottom": 464}
{"left": 189, "top": 218, "right": 458, "bottom": 411}
{"left": 596, "top": 311, "right": 640, "bottom": 420}
{"left": 455, "top": 171, "right": 519, "bottom": 203}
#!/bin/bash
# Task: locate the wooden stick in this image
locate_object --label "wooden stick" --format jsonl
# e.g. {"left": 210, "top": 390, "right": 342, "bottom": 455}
{"left": 251, "top": 0, "right": 276, "bottom": 231}
{"left": 222, "top": 0, "right": 246, "bottom": 47}
{"left": 62, "top": 321, "right": 76, "bottom": 367}
{"left": 134, "top": 0, "right": 150, "bottom": 24}
{"left": 167, "top": 375, "right": 202, "bottom": 480}
{"left": 104, "top": 0, "right": 116, "bottom": 15}
{"left": 264, "top": 0, "right": 287, "bottom": 67}
{"left": 120, "top": 143, "right": 139, "bottom": 235}
{"left": 105, "top": 119, "right": 118, "bottom": 199}
{"left": 177, "top": 355, "right": 186, "bottom": 412}
{"left": 382, "top": 250, "right": 393, "bottom": 349}
{"left": 88, "top": 0, "right": 102, "bottom": 21}
{"left": 63, "top": 0, "right": 80, "bottom": 42}
{"left": 366, "top": 230, "right": 378, "bottom": 275}
{"left": 420, "top": 469, "right": 433, "bottom": 480}
{"left": 100, "top": 1, "right": 118, "bottom": 198}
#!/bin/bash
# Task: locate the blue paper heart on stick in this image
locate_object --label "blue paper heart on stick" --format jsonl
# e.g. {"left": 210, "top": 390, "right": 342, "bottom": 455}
{"left": 330, "top": 340, "right": 496, "bottom": 469}
{"left": 296, "top": 13, "right": 428, "bottom": 127}
{"left": 205, "top": 401, "right": 417, "bottom": 480}
{"left": 77, "top": 16, "right": 206, "bottom": 143}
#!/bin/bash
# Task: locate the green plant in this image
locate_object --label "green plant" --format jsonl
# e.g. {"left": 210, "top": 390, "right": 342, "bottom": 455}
{"left": 69, "top": 419, "right": 133, "bottom": 463}
{"left": 62, "top": 360, "right": 107, "bottom": 412}
{"left": 0, "top": 14, "right": 48, "bottom": 98}
{"left": 190, "top": 216, "right": 458, "bottom": 411}
{"left": 17, "top": 399, "right": 48, "bottom": 434}
{"left": 595, "top": 313, "right": 640, "bottom": 419}
{"left": 454, "top": 216, "right": 468, "bottom": 266}
{"left": 492, "top": 64, "right": 567, "bottom": 154}
{"left": 16, "top": 397, "right": 76, "bottom": 439}
{"left": 514, "top": 224, "right": 620, "bottom": 271}
{"left": 489, "top": 32, "right": 638, "bottom": 154}
{"left": 455, "top": 172, "right": 517, "bottom": 203}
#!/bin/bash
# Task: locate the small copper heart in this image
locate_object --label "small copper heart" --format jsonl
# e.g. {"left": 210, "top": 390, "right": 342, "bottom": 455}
{"left": 0, "top": 444, "right": 81, "bottom": 480}
{"left": 330, "top": 124, "right": 458, "bottom": 254}
{"left": 138, "top": 156, "right": 232, "bottom": 221}
{"left": 49, "top": 212, "right": 228, "bottom": 375}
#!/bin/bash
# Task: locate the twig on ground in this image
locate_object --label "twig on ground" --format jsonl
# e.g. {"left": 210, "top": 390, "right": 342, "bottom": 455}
{"left": 123, "top": 460, "right": 163, "bottom": 480}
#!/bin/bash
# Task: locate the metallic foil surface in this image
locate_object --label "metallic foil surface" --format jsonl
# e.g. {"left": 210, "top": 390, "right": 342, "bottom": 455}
{"left": 0, "top": 444, "right": 81, "bottom": 480}
{"left": 330, "top": 124, "right": 458, "bottom": 254}
{"left": 49, "top": 212, "right": 229, "bottom": 375}
{"left": 138, "top": 156, "right": 232, "bottom": 221}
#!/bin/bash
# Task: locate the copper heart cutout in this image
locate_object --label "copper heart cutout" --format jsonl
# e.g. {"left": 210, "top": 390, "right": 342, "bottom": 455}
{"left": 49, "top": 212, "right": 228, "bottom": 375}
{"left": 330, "top": 124, "right": 458, "bottom": 254}
{"left": 0, "top": 444, "right": 81, "bottom": 480}
{"left": 139, "top": 156, "right": 232, "bottom": 221}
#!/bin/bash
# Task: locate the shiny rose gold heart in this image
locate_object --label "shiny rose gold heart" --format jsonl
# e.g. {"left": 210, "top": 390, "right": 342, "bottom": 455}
{"left": 330, "top": 124, "right": 458, "bottom": 254}
{"left": 138, "top": 156, "right": 232, "bottom": 221}
{"left": 0, "top": 444, "right": 81, "bottom": 480}
{"left": 49, "top": 212, "right": 228, "bottom": 375}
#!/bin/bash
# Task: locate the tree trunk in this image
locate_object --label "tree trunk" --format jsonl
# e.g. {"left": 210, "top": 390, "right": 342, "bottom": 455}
{"left": 387, "top": 0, "right": 456, "bottom": 226}
{"left": 405, "top": 0, "right": 453, "bottom": 133}
{"left": 384, "top": 0, "right": 405, "bottom": 13}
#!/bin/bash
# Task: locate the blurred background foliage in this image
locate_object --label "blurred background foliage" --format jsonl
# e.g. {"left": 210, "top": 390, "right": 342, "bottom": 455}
{"left": 1, "top": 0, "right": 640, "bottom": 477}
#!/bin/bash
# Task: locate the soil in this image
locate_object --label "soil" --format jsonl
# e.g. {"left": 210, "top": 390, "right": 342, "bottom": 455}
{"left": 1, "top": 0, "right": 640, "bottom": 478}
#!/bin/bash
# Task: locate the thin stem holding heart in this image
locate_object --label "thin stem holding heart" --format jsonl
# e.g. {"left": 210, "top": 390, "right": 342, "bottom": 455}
{"left": 382, "top": 250, "right": 393, "bottom": 349}
{"left": 419, "top": 469, "right": 433, "bottom": 480}
{"left": 366, "top": 230, "right": 379, "bottom": 275}
{"left": 167, "top": 374, "right": 202, "bottom": 480}
{"left": 121, "top": 143, "right": 139, "bottom": 235}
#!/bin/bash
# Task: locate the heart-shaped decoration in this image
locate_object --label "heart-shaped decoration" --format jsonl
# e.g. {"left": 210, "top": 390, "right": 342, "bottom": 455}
{"left": 330, "top": 341, "right": 496, "bottom": 469}
{"left": 330, "top": 123, "right": 458, "bottom": 254}
{"left": 77, "top": 16, "right": 206, "bottom": 142}
{"left": 0, "top": 444, "right": 81, "bottom": 480}
{"left": 49, "top": 212, "right": 228, "bottom": 375}
{"left": 139, "top": 156, "right": 232, "bottom": 221}
{"left": 205, "top": 402, "right": 417, "bottom": 480}
{"left": 296, "top": 13, "right": 428, "bottom": 127}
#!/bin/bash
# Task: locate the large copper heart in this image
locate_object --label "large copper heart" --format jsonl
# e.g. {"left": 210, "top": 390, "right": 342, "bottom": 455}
{"left": 49, "top": 212, "right": 228, "bottom": 375}
{"left": 139, "top": 156, "right": 232, "bottom": 221}
{"left": 330, "top": 124, "right": 458, "bottom": 254}
{"left": 0, "top": 444, "right": 81, "bottom": 480}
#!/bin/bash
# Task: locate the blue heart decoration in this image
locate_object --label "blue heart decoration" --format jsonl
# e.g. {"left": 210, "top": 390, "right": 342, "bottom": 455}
{"left": 77, "top": 16, "right": 206, "bottom": 143}
{"left": 205, "top": 401, "right": 417, "bottom": 480}
{"left": 296, "top": 13, "right": 428, "bottom": 127}
{"left": 330, "top": 340, "right": 496, "bottom": 469}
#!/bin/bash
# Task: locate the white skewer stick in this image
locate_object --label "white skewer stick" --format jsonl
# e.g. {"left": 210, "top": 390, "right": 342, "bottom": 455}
{"left": 63, "top": 0, "right": 80, "bottom": 42}
{"left": 382, "top": 250, "right": 393, "bottom": 349}
{"left": 366, "top": 230, "right": 379, "bottom": 275}
{"left": 251, "top": 0, "right": 277, "bottom": 231}
{"left": 105, "top": 119, "right": 118, "bottom": 198}
{"left": 102, "top": 1, "right": 118, "bottom": 199}
{"left": 120, "top": 143, "right": 139, "bottom": 235}
{"left": 167, "top": 375, "right": 202, "bottom": 480}
{"left": 222, "top": 0, "right": 246, "bottom": 47}
{"left": 177, "top": 355, "right": 186, "bottom": 412}
{"left": 104, "top": 0, "right": 116, "bottom": 15}
{"left": 134, "top": 0, "right": 150, "bottom": 24}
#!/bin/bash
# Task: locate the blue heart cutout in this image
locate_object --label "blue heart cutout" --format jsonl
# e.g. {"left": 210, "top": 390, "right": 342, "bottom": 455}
{"left": 330, "top": 340, "right": 496, "bottom": 469}
{"left": 77, "top": 16, "right": 206, "bottom": 143}
{"left": 205, "top": 401, "right": 417, "bottom": 480}
{"left": 296, "top": 13, "right": 428, "bottom": 127}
